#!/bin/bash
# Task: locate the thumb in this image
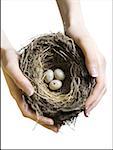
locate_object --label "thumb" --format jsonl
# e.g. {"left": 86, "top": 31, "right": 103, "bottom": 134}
{"left": 6, "top": 63, "right": 34, "bottom": 96}
{"left": 85, "top": 53, "right": 99, "bottom": 77}
{"left": 75, "top": 36, "right": 99, "bottom": 77}
{"left": 1, "top": 32, "right": 34, "bottom": 96}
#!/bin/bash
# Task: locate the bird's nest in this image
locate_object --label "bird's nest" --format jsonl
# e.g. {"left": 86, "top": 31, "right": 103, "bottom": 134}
{"left": 19, "top": 32, "right": 96, "bottom": 126}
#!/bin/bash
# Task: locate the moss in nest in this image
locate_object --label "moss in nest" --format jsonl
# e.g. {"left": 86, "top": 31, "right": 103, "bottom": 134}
{"left": 19, "top": 32, "right": 96, "bottom": 126}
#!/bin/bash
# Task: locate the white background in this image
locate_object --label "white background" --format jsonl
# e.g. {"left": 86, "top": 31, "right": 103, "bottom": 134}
{"left": 1, "top": 0, "right": 112, "bottom": 149}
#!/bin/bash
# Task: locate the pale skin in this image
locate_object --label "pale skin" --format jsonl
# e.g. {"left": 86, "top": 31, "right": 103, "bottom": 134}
{"left": 1, "top": 0, "right": 106, "bottom": 132}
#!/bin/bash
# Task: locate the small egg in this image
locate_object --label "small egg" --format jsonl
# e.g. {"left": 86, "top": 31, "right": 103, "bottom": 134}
{"left": 49, "top": 80, "right": 62, "bottom": 90}
{"left": 44, "top": 69, "right": 54, "bottom": 83}
{"left": 54, "top": 68, "right": 65, "bottom": 81}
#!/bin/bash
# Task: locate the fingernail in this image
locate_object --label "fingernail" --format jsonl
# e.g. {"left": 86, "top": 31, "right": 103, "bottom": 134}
{"left": 85, "top": 107, "right": 89, "bottom": 110}
{"left": 91, "top": 67, "right": 98, "bottom": 77}
{"left": 27, "top": 88, "right": 34, "bottom": 96}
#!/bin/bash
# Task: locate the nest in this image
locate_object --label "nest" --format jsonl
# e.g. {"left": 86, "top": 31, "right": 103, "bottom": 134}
{"left": 19, "top": 32, "right": 96, "bottom": 126}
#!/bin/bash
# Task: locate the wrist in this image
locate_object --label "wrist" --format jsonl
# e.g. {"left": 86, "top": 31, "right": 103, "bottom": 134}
{"left": 65, "top": 23, "right": 90, "bottom": 41}
{"left": 1, "top": 30, "right": 14, "bottom": 51}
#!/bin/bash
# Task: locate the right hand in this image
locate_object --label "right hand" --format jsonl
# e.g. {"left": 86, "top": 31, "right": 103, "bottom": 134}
{"left": 1, "top": 44, "right": 59, "bottom": 132}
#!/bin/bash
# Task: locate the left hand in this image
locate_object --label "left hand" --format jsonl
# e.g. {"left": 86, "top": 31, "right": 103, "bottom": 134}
{"left": 66, "top": 25, "right": 106, "bottom": 116}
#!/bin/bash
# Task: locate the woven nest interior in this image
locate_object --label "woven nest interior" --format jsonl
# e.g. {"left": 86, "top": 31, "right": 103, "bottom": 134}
{"left": 19, "top": 32, "right": 96, "bottom": 126}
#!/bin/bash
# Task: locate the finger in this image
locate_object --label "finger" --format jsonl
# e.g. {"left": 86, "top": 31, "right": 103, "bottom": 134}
{"left": 16, "top": 95, "right": 58, "bottom": 132}
{"left": 83, "top": 44, "right": 99, "bottom": 77}
{"left": 3, "top": 69, "right": 32, "bottom": 116}
{"left": 2, "top": 67, "right": 23, "bottom": 101}
{"left": 16, "top": 95, "right": 57, "bottom": 131}
{"left": 85, "top": 53, "right": 98, "bottom": 77}
{"left": 24, "top": 103, "right": 54, "bottom": 126}
{"left": 7, "top": 66, "right": 34, "bottom": 96}
{"left": 23, "top": 106, "right": 58, "bottom": 132}
{"left": 36, "top": 114, "right": 54, "bottom": 125}
{"left": 84, "top": 87, "right": 106, "bottom": 117}
{"left": 86, "top": 87, "right": 106, "bottom": 115}
{"left": 15, "top": 95, "right": 58, "bottom": 132}
{"left": 18, "top": 97, "right": 58, "bottom": 132}
{"left": 2, "top": 50, "right": 34, "bottom": 96}
{"left": 85, "top": 75, "right": 106, "bottom": 116}
{"left": 78, "top": 37, "right": 99, "bottom": 77}
{"left": 38, "top": 122, "right": 59, "bottom": 133}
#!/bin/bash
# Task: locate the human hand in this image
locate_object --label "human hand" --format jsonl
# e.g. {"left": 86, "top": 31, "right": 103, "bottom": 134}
{"left": 66, "top": 26, "right": 106, "bottom": 117}
{"left": 1, "top": 32, "right": 59, "bottom": 132}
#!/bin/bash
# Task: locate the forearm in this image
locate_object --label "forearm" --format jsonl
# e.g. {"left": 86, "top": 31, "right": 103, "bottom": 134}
{"left": 56, "top": 0, "right": 88, "bottom": 36}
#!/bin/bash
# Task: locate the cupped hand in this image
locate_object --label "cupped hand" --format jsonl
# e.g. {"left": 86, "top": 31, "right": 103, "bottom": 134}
{"left": 66, "top": 26, "right": 106, "bottom": 116}
{"left": 1, "top": 47, "right": 59, "bottom": 132}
